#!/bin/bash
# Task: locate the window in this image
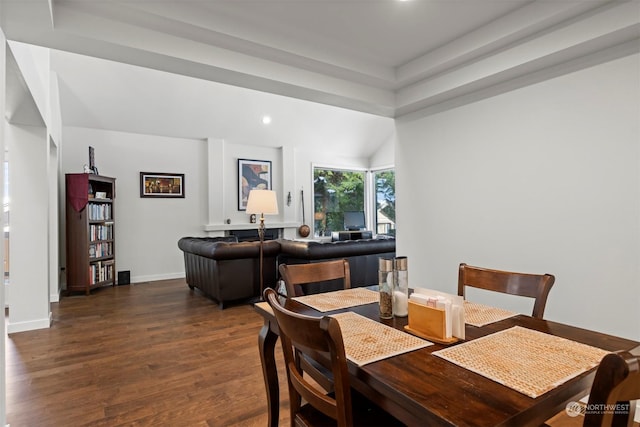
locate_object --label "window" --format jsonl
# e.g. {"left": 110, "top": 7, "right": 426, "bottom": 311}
{"left": 374, "top": 169, "right": 395, "bottom": 236}
{"left": 313, "top": 168, "right": 365, "bottom": 237}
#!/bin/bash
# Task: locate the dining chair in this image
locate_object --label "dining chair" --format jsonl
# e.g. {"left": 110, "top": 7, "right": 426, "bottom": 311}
{"left": 544, "top": 345, "right": 640, "bottom": 427}
{"left": 458, "top": 262, "right": 555, "bottom": 319}
{"left": 263, "top": 287, "right": 403, "bottom": 427}
{"left": 278, "top": 259, "right": 352, "bottom": 394}
{"left": 585, "top": 346, "right": 640, "bottom": 427}
{"left": 279, "top": 259, "right": 351, "bottom": 297}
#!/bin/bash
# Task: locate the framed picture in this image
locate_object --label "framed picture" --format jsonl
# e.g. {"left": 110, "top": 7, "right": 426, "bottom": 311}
{"left": 140, "top": 172, "right": 185, "bottom": 198}
{"left": 238, "top": 158, "right": 271, "bottom": 210}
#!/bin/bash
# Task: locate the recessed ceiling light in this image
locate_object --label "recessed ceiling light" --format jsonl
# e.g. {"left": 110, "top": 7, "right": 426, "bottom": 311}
{"left": 262, "top": 115, "right": 272, "bottom": 125}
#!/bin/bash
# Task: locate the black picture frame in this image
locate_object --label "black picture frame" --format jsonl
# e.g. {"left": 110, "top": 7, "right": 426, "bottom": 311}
{"left": 140, "top": 172, "right": 185, "bottom": 198}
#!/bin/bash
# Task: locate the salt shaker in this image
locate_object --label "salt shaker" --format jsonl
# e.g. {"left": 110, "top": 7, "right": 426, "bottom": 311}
{"left": 393, "top": 256, "right": 409, "bottom": 317}
{"left": 378, "top": 258, "right": 394, "bottom": 319}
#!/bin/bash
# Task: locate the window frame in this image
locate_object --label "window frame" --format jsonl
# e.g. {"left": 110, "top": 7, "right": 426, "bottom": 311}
{"left": 371, "top": 167, "right": 396, "bottom": 237}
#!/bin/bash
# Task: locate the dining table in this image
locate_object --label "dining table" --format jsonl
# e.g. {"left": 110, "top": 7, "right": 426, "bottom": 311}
{"left": 255, "top": 289, "right": 639, "bottom": 427}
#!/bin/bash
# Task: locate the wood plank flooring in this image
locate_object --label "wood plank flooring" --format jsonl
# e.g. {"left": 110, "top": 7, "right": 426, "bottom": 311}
{"left": 6, "top": 279, "right": 290, "bottom": 427}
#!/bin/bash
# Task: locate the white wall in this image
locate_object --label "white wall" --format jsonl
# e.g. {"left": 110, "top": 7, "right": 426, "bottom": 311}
{"left": 396, "top": 53, "right": 640, "bottom": 341}
{"left": 207, "top": 140, "right": 285, "bottom": 227}
{"left": 61, "top": 127, "right": 208, "bottom": 283}
{"left": 0, "top": 24, "right": 7, "bottom": 426}
{"left": 370, "top": 131, "right": 396, "bottom": 170}
{"left": 7, "top": 124, "right": 51, "bottom": 333}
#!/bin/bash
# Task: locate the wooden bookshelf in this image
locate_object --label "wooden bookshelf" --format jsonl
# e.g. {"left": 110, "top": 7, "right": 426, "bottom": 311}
{"left": 65, "top": 174, "right": 116, "bottom": 295}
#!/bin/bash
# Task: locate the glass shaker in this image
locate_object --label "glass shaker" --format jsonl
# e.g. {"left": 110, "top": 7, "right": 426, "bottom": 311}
{"left": 378, "top": 258, "right": 394, "bottom": 319}
{"left": 393, "top": 256, "right": 409, "bottom": 317}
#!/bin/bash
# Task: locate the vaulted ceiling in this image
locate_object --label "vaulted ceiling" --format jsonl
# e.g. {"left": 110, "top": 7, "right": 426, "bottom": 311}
{"left": 1, "top": 0, "right": 638, "bottom": 155}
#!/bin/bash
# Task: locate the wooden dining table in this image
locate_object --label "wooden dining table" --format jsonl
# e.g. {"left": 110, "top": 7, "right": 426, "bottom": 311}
{"left": 255, "top": 293, "right": 639, "bottom": 427}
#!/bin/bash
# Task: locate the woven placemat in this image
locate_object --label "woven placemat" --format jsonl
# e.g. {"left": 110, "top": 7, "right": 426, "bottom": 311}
{"left": 433, "top": 326, "right": 609, "bottom": 398}
{"left": 331, "top": 312, "right": 432, "bottom": 366}
{"left": 464, "top": 301, "right": 517, "bottom": 327}
{"left": 293, "top": 288, "right": 379, "bottom": 312}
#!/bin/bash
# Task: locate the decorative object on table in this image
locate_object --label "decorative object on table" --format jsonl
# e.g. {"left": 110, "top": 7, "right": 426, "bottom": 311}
{"left": 246, "top": 189, "right": 279, "bottom": 296}
{"left": 405, "top": 300, "right": 459, "bottom": 345}
{"left": 378, "top": 258, "right": 394, "bottom": 319}
{"left": 298, "top": 188, "right": 310, "bottom": 237}
{"left": 404, "top": 288, "right": 465, "bottom": 344}
{"left": 88, "top": 146, "right": 98, "bottom": 174}
{"left": 393, "top": 256, "right": 409, "bottom": 317}
{"left": 238, "top": 158, "right": 271, "bottom": 210}
{"left": 249, "top": 214, "right": 256, "bottom": 223}
{"left": 140, "top": 172, "right": 184, "bottom": 198}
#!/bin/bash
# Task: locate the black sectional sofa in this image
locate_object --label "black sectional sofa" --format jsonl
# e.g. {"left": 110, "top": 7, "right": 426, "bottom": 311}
{"left": 178, "top": 236, "right": 280, "bottom": 308}
{"left": 277, "top": 238, "right": 396, "bottom": 294}
{"left": 177, "top": 236, "right": 396, "bottom": 308}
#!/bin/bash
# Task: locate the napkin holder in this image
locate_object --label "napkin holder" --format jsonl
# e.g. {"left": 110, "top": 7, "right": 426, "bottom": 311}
{"left": 404, "top": 300, "right": 459, "bottom": 345}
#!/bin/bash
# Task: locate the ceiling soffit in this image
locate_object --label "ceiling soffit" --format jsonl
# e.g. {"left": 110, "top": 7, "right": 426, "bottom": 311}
{"left": 2, "top": 0, "right": 639, "bottom": 118}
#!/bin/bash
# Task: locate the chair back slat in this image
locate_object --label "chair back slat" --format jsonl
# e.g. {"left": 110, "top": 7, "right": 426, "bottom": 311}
{"left": 280, "top": 259, "right": 351, "bottom": 297}
{"left": 458, "top": 263, "right": 555, "bottom": 318}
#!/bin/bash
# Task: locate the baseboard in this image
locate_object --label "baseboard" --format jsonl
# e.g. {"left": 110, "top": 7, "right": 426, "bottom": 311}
{"left": 130, "top": 272, "right": 185, "bottom": 284}
{"left": 7, "top": 315, "right": 51, "bottom": 334}
{"left": 50, "top": 291, "right": 60, "bottom": 303}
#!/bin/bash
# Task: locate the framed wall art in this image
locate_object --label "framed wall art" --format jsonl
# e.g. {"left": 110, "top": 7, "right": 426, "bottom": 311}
{"left": 140, "top": 172, "right": 185, "bottom": 198}
{"left": 238, "top": 158, "right": 271, "bottom": 210}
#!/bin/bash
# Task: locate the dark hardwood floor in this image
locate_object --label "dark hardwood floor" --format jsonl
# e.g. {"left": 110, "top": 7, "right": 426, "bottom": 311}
{"left": 5, "top": 279, "right": 290, "bottom": 427}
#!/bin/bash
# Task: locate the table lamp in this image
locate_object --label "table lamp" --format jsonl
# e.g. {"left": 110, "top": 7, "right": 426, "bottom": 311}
{"left": 246, "top": 189, "right": 279, "bottom": 297}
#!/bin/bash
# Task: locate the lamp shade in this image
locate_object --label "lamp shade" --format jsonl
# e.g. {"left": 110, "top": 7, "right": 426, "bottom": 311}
{"left": 246, "top": 190, "right": 279, "bottom": 215}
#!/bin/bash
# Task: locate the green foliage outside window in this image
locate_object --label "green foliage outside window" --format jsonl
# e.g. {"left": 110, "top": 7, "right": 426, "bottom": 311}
{"left": 375, "top": 169, "right": 396, "bottom": 236}
{"left": 313, "top": 168, "right": 365, "bottom": 236}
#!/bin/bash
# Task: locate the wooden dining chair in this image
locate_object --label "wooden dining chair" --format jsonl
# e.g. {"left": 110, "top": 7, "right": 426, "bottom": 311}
{"left": 584, "top": 346, "right": 640, "bottom": 427}
{"left": 545, "top": 346, "right": 640, "bottom": 427}
{"left": 263, "top": 287, "right": 403, "bottom": 427}
{"left": 279, "top": 259, "right": 351, "bottom": 297}
{"left": 458, "top": 262, "right": 555, "bottom": 319}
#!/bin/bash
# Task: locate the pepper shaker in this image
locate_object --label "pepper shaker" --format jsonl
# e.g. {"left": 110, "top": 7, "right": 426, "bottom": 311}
{"left": 378, "top": 258, "right": 394, "bottom": 319}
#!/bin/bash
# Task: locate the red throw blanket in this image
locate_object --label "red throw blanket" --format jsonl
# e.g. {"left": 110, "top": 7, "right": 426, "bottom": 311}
{"left": 66, "top": 174, "right": 89, "bottom": 212}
